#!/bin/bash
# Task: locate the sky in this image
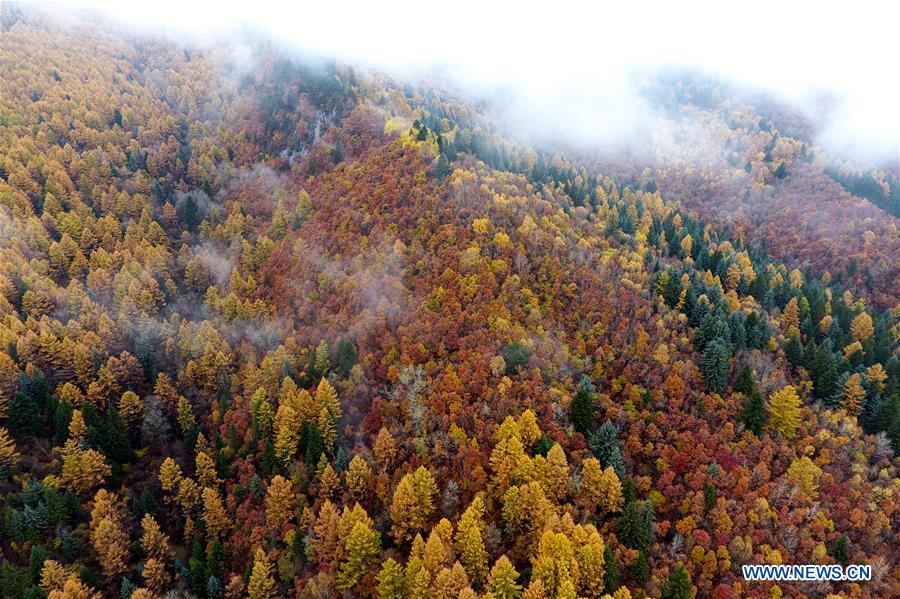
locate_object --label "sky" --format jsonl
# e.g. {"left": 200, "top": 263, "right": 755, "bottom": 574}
{"left": 50, "top": 0, "right": 900, "bottom": 165}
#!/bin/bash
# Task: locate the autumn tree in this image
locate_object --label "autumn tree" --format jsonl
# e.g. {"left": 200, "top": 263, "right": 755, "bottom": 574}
{"left": 455, "top": 496, "right": 489, "bottom": 585}
{"left": 247, "top": 548, "right": 276, "bottom": 599}
{"left": 336, "top": 520, "right": 382, "bottom": 590}
{"left": 266, "top": 474, "right": 295, "bottom": 532}
{"left": 768, "top": 385, "right": 801, "bottom": 440}
{"left": 391, "top": 466, "right": 438, "bottom": 543}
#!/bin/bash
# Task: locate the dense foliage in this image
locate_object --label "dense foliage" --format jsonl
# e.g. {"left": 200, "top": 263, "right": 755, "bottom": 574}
{"left": 0, "top": 6, "right": 898, "bottom": 599}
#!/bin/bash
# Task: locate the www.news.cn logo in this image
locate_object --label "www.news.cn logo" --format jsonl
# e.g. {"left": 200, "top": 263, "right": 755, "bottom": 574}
{"left": 743, "top": 564, "right": 871, "bottom": 582}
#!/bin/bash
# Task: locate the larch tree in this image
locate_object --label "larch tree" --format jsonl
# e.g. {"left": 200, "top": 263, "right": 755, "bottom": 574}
{"left": 140, "top": 514, "right": 170, "bottom": 561}
{"left": 391, "top": 466, "right": 437, "bottom": 543}
{"left": 347, "top": 454, "right": 372, "bottom": 499}
{"left": 489, "top": 555, "right": 522, "bottom": 599}
{"left": 266, "top": 474, "right": 295, "bottom": 532}
{"left": 202, "top": 486, "right": 230, "bottom": 538}
{"left": 376, "top": 558, "right": 407, "bottom": 599}
{"left": 455, "top": 496, "right": 489, "bottom": 585}
{"left": 247, "top": 548, "right": 276, "bottom": 599}
{"left": 0, "top": 427, "right": 20, "bottom": 471}
{"left": 336, "top": 520, "right": 382, "bottom": 591}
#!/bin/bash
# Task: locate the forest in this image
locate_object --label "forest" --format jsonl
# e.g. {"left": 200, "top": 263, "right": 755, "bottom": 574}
{"left": 0, "top": 5, "right": 898, "bottom": 599}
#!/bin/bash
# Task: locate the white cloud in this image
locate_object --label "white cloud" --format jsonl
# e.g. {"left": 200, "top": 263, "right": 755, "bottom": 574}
{"left": 54, "top": 0, "right": 900, "bottom": 164}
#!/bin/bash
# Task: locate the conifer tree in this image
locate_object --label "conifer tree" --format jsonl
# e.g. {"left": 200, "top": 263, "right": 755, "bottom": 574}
{"left": 740, "top": 389, "right": 768, "bottom": 437}
{"left": 247, "top": 548, "right": 275, "bottom": 599}
{"left": 0, "top": 427, "right": 20, "bottom": 472}
{"left": 336, "top": 521, "right": 381, "bottom": 590}
{"left": 376, "top": 558, "right": 407, "bottom": 599}
{"left": 489, "top": 555, "right": 521, "bottom": 599}
{"left": 266, "top": 474, "right": 295, "bottom": 532}
{"left": 570, "top": 376, "right": 595, "bottom": 435}
{"left": 660, "top": 563, "right": 693, "bottom": 599}
{"left": 701, "top": 338, "right": 730, "bottom": 394}
{"left": 455, "top": 496, "right": 489, "bottom": 585}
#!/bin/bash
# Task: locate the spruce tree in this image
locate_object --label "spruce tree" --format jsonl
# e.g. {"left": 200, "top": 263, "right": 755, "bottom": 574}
{"left": 831, "top": 534, "right": 850, "bottom": 565}
{"left": 661, "top": 563, "right": 693, "bottom": 599}
{"left": 602, "top": 545, "right": 618, "bottom": 593}
{"left": 570, "top": 376, "right": 595, "bottom": 435}
{"left": 701, "top": 338, "right": 730, "bottom": 394}
{"left": 740, "top": 390, "right": 768, "bottom": 437}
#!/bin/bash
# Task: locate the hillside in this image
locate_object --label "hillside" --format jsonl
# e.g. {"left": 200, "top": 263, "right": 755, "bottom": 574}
{"left": 0, "top": 5, "right": 898, "bottom": 599}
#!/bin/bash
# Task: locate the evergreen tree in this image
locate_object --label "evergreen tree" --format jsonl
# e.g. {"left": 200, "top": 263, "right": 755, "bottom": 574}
{"left": 7, "top": 392, "right": 41, "bottom": 437}
{"left": 701, "top": 338, "right": 730, "bottom": 394}
{"left": 602, "top": 545, "right": 618, "bottom": 594}
{"left": 740, "top": 389, "right": 768, "bottom": 437}
{"left": 570, "top": 376, "right": 595, "bottom": 435}
{"left": 831, "top": 534, "right": 850, "bottom": 566}
{"left": 660, "top": 563, "right": 694, "bottom": 599}
{"left": 630, "top": 550, "right": 649, "bottom": 585}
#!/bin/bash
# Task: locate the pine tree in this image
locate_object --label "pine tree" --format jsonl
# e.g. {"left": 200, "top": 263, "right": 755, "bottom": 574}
{"left": 733, "top": 364, "right": 755, "bottom": 396}
{"left": 247, "top": 548, "right": 275, "bottom": 599}
{"left": 660, "top": 563, "right": 693, "bottom": 599}
{"left": 8, "top": 391, "right": 41, "bottom": 437}
{"left": 602, "top": 545, "right": 618, "bottom": 594}
{"left": 630, "top": 550, "right": 649, "bottom": 586}
{"left": 769, "top": 385, "right": 802, "bottom": 440}
{"left": 570, "top": 376, "right": 595, "bottom": 435}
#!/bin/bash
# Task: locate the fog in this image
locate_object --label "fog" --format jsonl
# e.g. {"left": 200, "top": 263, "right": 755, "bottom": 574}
{"left": 58, "top": 0, "right": 900, "bottom": 166}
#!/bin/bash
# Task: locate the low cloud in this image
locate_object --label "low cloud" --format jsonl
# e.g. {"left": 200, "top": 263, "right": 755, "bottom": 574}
{"left": 54, "top": 0, "right": 900, "bottom": 166}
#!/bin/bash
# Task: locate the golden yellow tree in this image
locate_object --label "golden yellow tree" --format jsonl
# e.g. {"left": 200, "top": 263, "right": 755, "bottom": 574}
{"left": 195, "top": 450, "right": 220, "bottom": 488}
{"left": 140, "top": 513, "right": 170, "bottom": 561}
{"left": 768, "top": 385, "right": 801, "bottom": 440}
{"left": 202, "top": 486, "right": 230, "bottom": 538}
{"left": 489, "top": 555, "right": 522, "bottom": 599}
{"left": 158, "top": 457, "right": 183, "bottom": 493}
{"left": 266, "top": 474, "right": 295, "bottom": 531}
{"left": 455, "top": 496, "right": 489, "bottom": 586}
{"left": 0, "top": 427, "right": 20, "bottom": 470}
{"left": 374, "top": 426, "right": 397, "bottom": 469}
{"left": 90, "top": 497, "right": 130, "bottom": 580}
{"left": 247, "top": 548, "right": 276, "bottom": 599}
{"left": 841, "top": 373, "right": 865, "bottom": 415}
{"left": 142, "top": 557, "right": 170, "bottom": 594}
{"left": 390, "top": 466, "right": 437, "bottom": 543}
{"left": 117, "top": 390, "right": 144, "bottom": 426}
{"left": 786, "top": 456, "right": 823, "bottom": 499}
{"left": 850, "top": 312, "right": 874, "bottom": 342}
{"left": 531, "top": 530, "right": 577, "bottom": 599}
{"left": 347, "top": 454, "right": 372, "bottom": 499}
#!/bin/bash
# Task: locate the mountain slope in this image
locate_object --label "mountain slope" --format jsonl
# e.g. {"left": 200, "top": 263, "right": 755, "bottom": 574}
{"left": 0, "top": 6, "right": 898, "bottom": 599}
